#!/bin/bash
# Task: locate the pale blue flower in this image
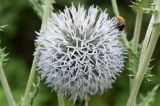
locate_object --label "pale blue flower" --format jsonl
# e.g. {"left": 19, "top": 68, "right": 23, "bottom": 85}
{"left": 36, "top": 5, "right": 126, "bottom": 101}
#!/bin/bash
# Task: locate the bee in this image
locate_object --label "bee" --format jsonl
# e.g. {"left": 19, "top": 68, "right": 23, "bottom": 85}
{"left": 116, "top": 16, "right": 125, "bottom": 31}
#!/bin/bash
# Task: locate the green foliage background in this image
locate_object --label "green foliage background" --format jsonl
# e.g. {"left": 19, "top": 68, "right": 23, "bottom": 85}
{"left": 0, "top": 0, "right": 160, "bottom": 106}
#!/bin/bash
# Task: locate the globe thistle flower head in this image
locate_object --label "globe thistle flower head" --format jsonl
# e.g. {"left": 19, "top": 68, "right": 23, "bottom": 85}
{"left": 36, "top": 4, "right": 126, "bottom": 102}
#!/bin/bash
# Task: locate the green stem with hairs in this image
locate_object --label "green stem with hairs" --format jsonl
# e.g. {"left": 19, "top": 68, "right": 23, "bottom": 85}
{"left": 129, "top": 8, "right": 144, "bottom": 106}
{"left": 21, "top": 0, "right": 53, "bottom": 106}
{"left": 21, "top": 57, "right": 38, "bottom": 106}
{"left": 127, "top": 26, "right": 160, "bottom": 106}
{"left": 111, "top": 0, "right": 120, "bottom": 16}
{"left": 57, "top": 92, "right": 65, "bottom": 106}
{"left": 139, "top": 15, "right": 154, "bottom": 64}
{"left": 40, "top": 0, "right": 53, "bottom": 31}
{"left": 0, "top": 62, "right": 16, "bottom": 106}
{"left": 127, "top": 0, "right": 160, "bottom": 105}
{"left": 85, "top": 99, "right": 88, "bottom": 106}
{"left": 131, "top": 9, "right": 144, "bottom": 54}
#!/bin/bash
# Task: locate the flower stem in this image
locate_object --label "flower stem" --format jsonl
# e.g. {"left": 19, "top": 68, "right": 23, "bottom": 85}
{"left": 21, "top": 0, "right": 53, "bottom": 106}
{"left": 111, "top": 0, "right": 120, "bottom": 16}
{"left": 85, "top": 99, "right": 88, "bottom": 106}
{"left": 0, "top": 62, "right": 16, "bottom": 106}
{"left": 57, "top": 92, "right": 65, "bottom": 106}
{"left": 139, "top": 15, "right": 154, "bottom": 63}
{"left": 129, "top": 9, "right": 144, "bottom": 106}
{"left": 127, "top": 0, "right": 160, "bottom": 105}
{"left": 21, "top": 57, "right": 37, "bottom": 106}
{"left": 40, "top": 0, "right": 53, "bottom": 31}
{"left": 127, "top": 26, "right": 160, "bottom": 106}
{"left": 131, "top": 9, "right": 144, "bottom": 54}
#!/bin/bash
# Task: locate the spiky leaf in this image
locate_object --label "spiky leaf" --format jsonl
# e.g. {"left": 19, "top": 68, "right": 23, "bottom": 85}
{"left": 138, "top": 85, "right": 159, "bottom": 106}
{"left": 130, "top": 0, "right": 155, "bottom": 13}
{"left": 29, "top": 0, "right": 55, "bottom": 18}
{"left": 126, "top": 42, "right": 153, "bottom": 81}
{"left": 17, "top": 76, "right": 40, "bottom": 106}
{"left": 0, "top": 48, "right": 8, "bottom": 63}
{"left": 0, "top": 25, "right": 8, "bottom": 63}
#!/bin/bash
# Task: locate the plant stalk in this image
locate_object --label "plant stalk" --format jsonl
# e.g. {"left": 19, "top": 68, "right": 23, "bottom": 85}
{"left": 127, "top": 0, "right": 160, "bottom": 105}
{"left": 111, "top": 0, "right": 120, "bottom": 16}
{"left": 139, "top": 15, "right": 154, "bottom": 65}
{"left": 129, "top": 9, "right": 144, "bottom": 106}
{"left": 127, "top": 27, "right": 160, "bottom": 106}
{"left": 85, "top": 99, "right": 88, "bottom": 106}
{"left": 0, "top": 62, "right": 16, "bottom": 106}
{"left": 21, "top": 0, "right": 53, "bottom": 106}
{"left": 41, "top": 0, "right": 53, "bottom": 31}
{"left": 131, "top": 9, "right": 144, "bottom": 54}
{"left": 57, "top": 92, "right": 65, "bottom": 106}
{"left": 21, "top": 57, "right": 38, "bottom": 106}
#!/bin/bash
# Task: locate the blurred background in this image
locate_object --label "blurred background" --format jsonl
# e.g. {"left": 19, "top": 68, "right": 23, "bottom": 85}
{"left": 0, "top": 0, "right": 160, "bottom": 106}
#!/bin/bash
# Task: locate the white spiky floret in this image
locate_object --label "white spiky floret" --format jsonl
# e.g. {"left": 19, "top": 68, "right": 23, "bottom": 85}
{"left": 36, "top": 4, "right": 126, "bottom": 102}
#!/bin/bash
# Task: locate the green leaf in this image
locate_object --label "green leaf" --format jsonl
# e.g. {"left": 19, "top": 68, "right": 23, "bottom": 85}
{"left": 17, "top": 76, "right": 40, "bottom": 106}
{"left": 126, "top": 41, "right": 153, "bottom": 81}
{"left": 0, "top": 25, "right": 8, "bottom": 63}
{"left": 29, "top": 0, "right": 44, "bottom": 18}
{"left": 29, "top": 0, "right": 55, "bottom": 18}
{"left": 0, "top": 47, "right": 8, "bottom": 63}
{"left": 120, "top": 32, "right": 139, "bottom": 78}
{"left": 138, "top": 85, "right": 159, "bottom": 106}
{"left": 127, "top": 47, "right": 140, "bottom": 78}
{"left": 130, "top": 0, "right": 155, "bottom": 13}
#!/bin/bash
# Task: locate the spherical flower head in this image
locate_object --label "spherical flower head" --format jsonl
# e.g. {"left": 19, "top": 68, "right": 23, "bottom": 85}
{"left": 36, "top": 5, "right": 126, "bottom": 102}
